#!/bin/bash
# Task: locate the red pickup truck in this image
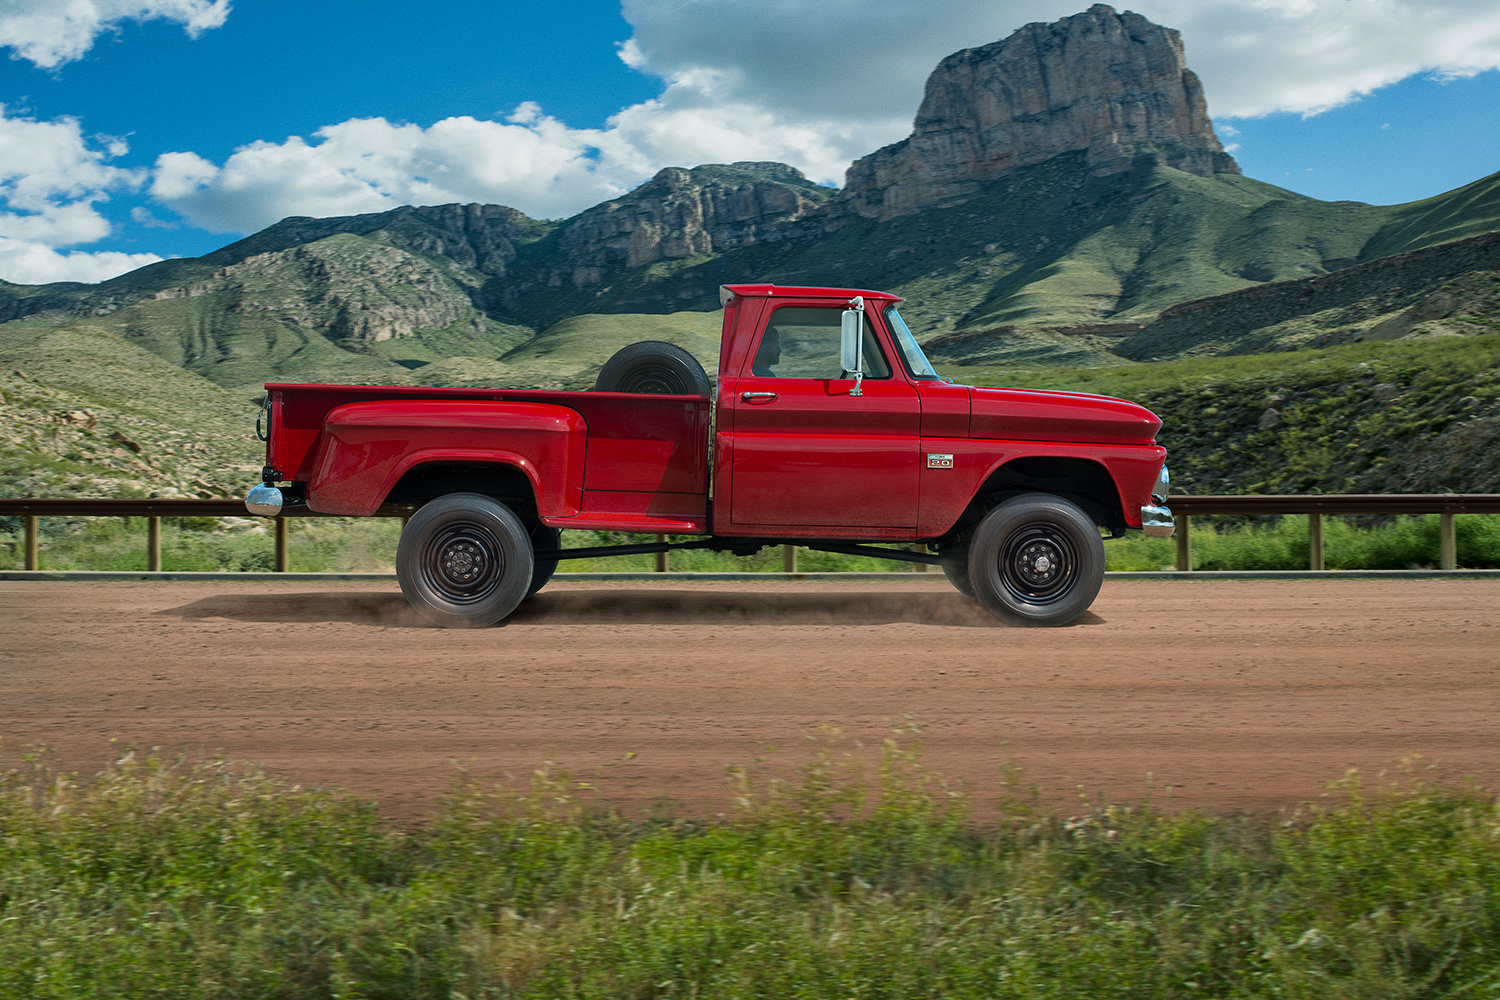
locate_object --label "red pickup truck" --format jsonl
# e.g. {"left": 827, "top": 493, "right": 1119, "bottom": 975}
{"left": 246, "top": 283, "right": 1172, "bottom": 627}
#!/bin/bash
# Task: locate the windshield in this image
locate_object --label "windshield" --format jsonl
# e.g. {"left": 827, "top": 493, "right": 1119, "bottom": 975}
{"left": 884, "top": 306, "right": 941, "bottom": 379}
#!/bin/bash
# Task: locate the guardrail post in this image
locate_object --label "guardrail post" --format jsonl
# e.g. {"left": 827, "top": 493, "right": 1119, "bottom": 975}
{"left": 783, "top": 544, "right": 797, "bottom": 573}
{"left": 1440, "top": 513, "right": 1456, "bottom": 570}
{"left": 1175, "top": 514, "right": 1191, "bottom": 571}
{"left": 147, "top": 516, "right": 161, "bottom": 572}
{"left": 655, "top": 534, "right": 668, "bottom": 573}
{"left": 25, "top": 515, "right": 39, "bottom": 570}
{"left": 1308, "top": 513, "right": 1324, "bottom": 571}
{"left": 912, "top": 543, "right": 929, "bottom": 571}
{"left": 275, "top": 517, "right": 289, "bottom": 573}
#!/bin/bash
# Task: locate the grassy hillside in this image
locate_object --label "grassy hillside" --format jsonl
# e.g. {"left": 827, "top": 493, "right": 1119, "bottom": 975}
{"left": 1119, "top": 230, "right": 1500, "bottom": 361}
{"left": 0, "top": 317, "right": 261, "bottom": 498}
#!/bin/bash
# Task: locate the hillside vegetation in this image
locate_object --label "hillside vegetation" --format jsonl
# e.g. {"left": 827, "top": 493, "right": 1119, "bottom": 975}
{"left": 955, "top": 331, "right": 1500, "bottom": 496}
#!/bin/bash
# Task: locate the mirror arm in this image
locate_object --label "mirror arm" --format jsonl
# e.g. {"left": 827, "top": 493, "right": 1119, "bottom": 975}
{"left": 848, "top": 295, "right": 865, "bottom": 397}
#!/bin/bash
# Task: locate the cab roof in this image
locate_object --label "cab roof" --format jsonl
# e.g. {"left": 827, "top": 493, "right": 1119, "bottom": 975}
{"left": 719, "top": 283, "right": 903, "bottom": 307}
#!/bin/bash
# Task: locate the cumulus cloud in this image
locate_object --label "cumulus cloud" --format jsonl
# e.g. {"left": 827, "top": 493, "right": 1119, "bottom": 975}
{"left": 0, "top": 105, "right": 160, "bottom": 283}
{"left": 0, "top": 238, "right": 160, "bottom": 284}
{"left": 149, "top": 90, "right": 886, "bottom": 233}
{"left": 0, "top": 0, "right": 230, "bottom": 69}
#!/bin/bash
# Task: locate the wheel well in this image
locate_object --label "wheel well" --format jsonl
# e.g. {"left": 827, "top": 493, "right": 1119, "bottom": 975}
{"left": 939, "top": 456, "right": 1127, "bottom": 543}
{"left": 386, "top": 462, "right": 538, "bottom": 516}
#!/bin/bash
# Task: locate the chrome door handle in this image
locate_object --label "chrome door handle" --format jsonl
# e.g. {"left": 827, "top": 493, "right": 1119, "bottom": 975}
{"left": 741, "top": 391, "right": 778, "bottom": 402}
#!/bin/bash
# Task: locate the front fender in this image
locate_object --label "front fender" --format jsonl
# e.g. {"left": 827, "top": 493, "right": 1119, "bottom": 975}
{"left": 306, "top": 399, "right": 587, "bottom": 516}
{"left": 916, "top": 440, "right": 1166, "bottom": 536}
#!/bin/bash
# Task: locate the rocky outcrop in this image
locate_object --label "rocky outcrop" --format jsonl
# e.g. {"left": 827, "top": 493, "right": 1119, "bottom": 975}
{"left": 839, "top": 4, "right": 1239, "bottom": 220}
{"left": 231, "top": 202, "right": 542, "bottom": 280}
{"left": 550, "top": 163, "right": 831, "bottom": 286}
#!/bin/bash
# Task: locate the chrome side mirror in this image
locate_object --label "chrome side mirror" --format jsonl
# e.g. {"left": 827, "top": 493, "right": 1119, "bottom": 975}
{"left": 840, "top": 296, "right": 865, "bottom": 397}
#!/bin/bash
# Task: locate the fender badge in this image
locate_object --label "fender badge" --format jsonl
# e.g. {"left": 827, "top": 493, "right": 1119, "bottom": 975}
{"left": 926, "top": 453, "right": 954, "bottom": 469}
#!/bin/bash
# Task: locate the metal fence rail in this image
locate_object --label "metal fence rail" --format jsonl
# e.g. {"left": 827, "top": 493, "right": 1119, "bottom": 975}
{"left": 4, "top": 495, "right": 1499, "bottom": 574}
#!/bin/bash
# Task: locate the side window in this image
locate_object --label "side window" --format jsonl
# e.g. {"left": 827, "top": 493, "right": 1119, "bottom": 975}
{"left": 752, "top": 306, "right": 891, "bottom": 380}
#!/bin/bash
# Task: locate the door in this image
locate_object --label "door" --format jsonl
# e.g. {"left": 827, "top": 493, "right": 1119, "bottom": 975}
{"left": 728, "top": 303, "right": 920, "bottom": 528}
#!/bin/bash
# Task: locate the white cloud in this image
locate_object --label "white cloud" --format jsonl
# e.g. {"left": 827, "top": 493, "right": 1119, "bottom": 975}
{"left": 1155, "top": 0, "right": 1500, "bottom": 118}
{"left": 0, "top": 238, "right": 160, "bottom": 284}
{"left": 149, "top": 89, "right": 884, "bottom": 233}
{"left": 0, "top": 0, "right": 230, "bottom": 70}
{"left": 0, "top": 105, "right": 157, "bottom": 283}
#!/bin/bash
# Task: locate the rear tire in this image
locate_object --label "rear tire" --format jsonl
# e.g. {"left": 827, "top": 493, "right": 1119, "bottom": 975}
{"left": 594, "top": 341, "right": 712, "bottom": 396}
{"left": 967, "top": 493, "right": 1104, "bottom": 627}
{"left": 397, "top": 493, "right": 533, "bottom": 628}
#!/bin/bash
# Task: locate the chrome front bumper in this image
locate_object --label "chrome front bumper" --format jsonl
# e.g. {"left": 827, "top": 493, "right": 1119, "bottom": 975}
{"left": 245, "top": 483, "right": 284, "bottom": 517}
{"left": 1141, "top": 502, "right": 1175, "bottom": 538}
{"left": 1140, "top": 462, "right": 1174, "bottom": 537}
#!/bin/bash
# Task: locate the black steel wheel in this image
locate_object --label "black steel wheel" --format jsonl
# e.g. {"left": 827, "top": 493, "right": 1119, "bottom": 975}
{"left": 397, "top": 493, "right": 534, "bottom": 627}
{"left": 525, "top": 521, "right": 561, "bottom": 598}
{"left": 967, "top": 493, "right": 1104, "bottom": 626}
{"left": 593, "top": 341, "right": 712, "bottom": 396}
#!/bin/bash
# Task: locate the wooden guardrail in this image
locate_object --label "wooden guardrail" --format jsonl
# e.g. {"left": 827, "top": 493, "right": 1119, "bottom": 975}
{"left": 1168, "top": 495, "right": 1500, "bottom": 571}
{"left": 3, "top": 495, "right": 1499, "bottom": 573}
{"left": 0, "top": 499, "right": 414, "bottom": 573}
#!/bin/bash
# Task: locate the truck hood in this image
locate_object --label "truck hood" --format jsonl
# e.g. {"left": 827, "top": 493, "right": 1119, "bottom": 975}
{"left": 968, "top": 386, "right": 1162, "bottom": 445}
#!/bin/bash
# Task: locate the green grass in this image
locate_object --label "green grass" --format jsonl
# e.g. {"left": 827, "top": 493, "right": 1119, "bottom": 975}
{"left": 2, "top": 739, "right": 1497, "bottom": 999}
{"left": 1105, "top": 514, "right": 1500, "bottom": 571}
{"left": 0, "top": 517, "right": 404, "bottom": 573}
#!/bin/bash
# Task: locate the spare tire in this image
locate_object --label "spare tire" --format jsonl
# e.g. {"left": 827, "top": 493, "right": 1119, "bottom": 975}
{"left": 594, "top": 341, "right": 712, "bottom": 396}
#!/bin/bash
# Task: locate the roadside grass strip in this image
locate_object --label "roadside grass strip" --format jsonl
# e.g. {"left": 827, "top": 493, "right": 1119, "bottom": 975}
{"left": 2, "top": 739, "right": 1497, "bottom": 999}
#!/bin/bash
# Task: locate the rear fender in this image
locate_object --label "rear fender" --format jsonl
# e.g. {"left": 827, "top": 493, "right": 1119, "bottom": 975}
{"left": 306, "top": 399, "right": 587, "bottom": 516}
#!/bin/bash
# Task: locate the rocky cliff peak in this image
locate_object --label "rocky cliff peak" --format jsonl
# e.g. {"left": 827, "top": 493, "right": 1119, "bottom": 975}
{"left": 839, "top": 4, "right": 1239, "bottom": 220}
{"left": 551, "top": 162, "right": 831, "bottom": 288}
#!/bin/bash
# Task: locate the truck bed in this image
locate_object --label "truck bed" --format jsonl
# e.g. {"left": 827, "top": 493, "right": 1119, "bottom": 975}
{"left": 266, "top": 383, "right": 712, "bottom": 533}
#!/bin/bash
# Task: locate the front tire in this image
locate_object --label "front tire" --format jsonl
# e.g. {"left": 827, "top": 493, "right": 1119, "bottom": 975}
{"left": 967, "top": 494, "right": 1105, "bottom": 627}
{"left": 397, "top": 493, "right": 534, "bottom": 627}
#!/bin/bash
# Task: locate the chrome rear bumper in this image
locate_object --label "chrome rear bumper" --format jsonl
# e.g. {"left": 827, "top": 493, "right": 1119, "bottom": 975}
{"left": 245, "top": 484, "right": 284, "bottom": 517}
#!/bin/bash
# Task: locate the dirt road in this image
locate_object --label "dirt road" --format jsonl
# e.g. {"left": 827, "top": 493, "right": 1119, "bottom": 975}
{"left": 2, "top": 577, "right": 1496, "bottom": 817}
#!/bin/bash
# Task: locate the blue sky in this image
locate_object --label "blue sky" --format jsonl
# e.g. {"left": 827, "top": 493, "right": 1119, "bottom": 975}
{"left": 2, "top": 0, "right": 1499, "bottom": 284}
